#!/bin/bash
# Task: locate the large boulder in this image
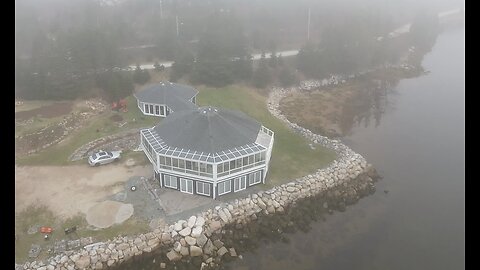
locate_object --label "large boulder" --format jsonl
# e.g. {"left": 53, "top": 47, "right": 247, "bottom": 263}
{"left": 179, "top": 227, "right": 191, "bottom": 237}
{"left": 195, "top": 216, "right": 205, "bottom": 227}
{"left": 185, "top": 236, "right": 196, "bottom": 246}
{"left": 74, "top": 255, "right": 91, "bottom": 269}
{"left": 187, "top": 216, "right": 197, "bottom": 228}
{"left": 217, "top": 247, "right": 228, "bottom": 257}
{"left": 166, "top": 250, "right": 182, "bottom": 261}
{"left": 203, "top": 239, "right": 215, "bottom": 255}
{"left": 209, "top": 221, "right": 222, "bottom": 232}
{"left": 196, "top": 234, "right": 208, "bottom": 248}
{"left": 191, "top": 226, "right": 203, "bottom": 238}
{"left": 190, "top": 246, "right": 203, "bottom": 257}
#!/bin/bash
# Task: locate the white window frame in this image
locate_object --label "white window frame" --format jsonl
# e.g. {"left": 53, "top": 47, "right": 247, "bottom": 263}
{"left": 217, "top": 180, "right": 232, "bottom": 196}
{"left": 180, "top": 178, "right": 193, "bottom": 194}
{"left": 249, "top": 171, "right": 262, "bottom": 186}
{"left": 196, "top": 181, "right": 211, "bottom": 196}
{"left": 164, "top": 175, "right": 178, "bottom": 189}
{"left": 234, "top": 176, "right": 247, "bottom": 192}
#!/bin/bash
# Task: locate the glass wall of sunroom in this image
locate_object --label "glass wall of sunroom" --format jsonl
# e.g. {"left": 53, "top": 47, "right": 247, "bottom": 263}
{"left": 140, "top": 133, "right": 267, "bottom": 180}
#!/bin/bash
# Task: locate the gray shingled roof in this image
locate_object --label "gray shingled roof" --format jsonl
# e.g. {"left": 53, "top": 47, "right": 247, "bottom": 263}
{"left": 134, "top": 82, "right": 198, "bottom": 112}
{"left": 152, "top": 107, "right": 262, "bottom": 154}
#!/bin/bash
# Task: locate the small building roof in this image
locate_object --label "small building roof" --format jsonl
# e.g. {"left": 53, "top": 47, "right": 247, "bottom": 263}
{"left": 134, "top": 82, "right": 198, "bottom": 112}
{"left": 153, "top": 107, "right": 262, "bottom": 155}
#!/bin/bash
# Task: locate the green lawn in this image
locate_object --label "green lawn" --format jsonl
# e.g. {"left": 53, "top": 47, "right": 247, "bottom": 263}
{"left": 16, "top": 96, "right": 160, "bottom": 166}
{"left": 197, "top": 86, "right": 336, "bottom": 186}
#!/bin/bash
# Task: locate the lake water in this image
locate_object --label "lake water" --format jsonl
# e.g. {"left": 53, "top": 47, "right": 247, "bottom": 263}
{"left": 225, "top": 27, "right": 465, "bottom": 270}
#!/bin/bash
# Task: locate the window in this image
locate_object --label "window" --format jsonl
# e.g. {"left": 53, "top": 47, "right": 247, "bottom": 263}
{"left": 172, "top": 158, "right": 178, "bottom": 167}
{"left": 144, "top": 104, "right": 149, "bottom": 113}
{"left": 164, "top": 175, "right": 178, "bottom": 189}
{"left": 249, "top": 155, "right": 254, "bottom": 164}
{"left": 160, "top": 156, "right": 165, "bottom": 165}
{"left": 192, "top": 162, "right": 198, "bottom": 171}
{"left": 243, "top": 157, "right": 249, "bottom": 166}
{"left": 200, "top": 163, "right": 207, "bottom": 172}
{"left": 217, "top": 164, "right": 224, "bottom": 174}
{"left": 218, "top": 180, "right": 231, "bottom": 195}
{"left": 160, "top": 106, "right": 165, "bottom": 116}
{"left": 186, "top": 161, "right": 192, "bottom": 170}
{"left": 178, "top": 159, "right": 185, "bottom": 169}
{"left": 249, "top": 171, "right": 262, "bottom": 185}
{"left": 255, "top": 153, "right": 261, "bottom": 162}
{"left": 234, "top": 176, "right": 247, "bottom": 192}
{"left": 155, "top": 105, "right": 160, "bottom": 115}
{"left": 230, "top": 160, "right": 236, "bottom": 170}
{"left": 165, "top": 157, "right": 171, "bottom": 166}
{"left": 207, "top": 164, "right": 212, "bottom": 174}
{"left": 224, "top": 162, "right": 230, "bottom": 172}
{"left": 180, "top": 178, "right": 193, "bottom": 194}
{"left": 236, "top": 158, "right": 243, "bottom": 168}
{"left": 196, "top": 182, "right": 211, "bottom": 196}
{"left": 149, "top": 105, "right": 154, "bottom": 114}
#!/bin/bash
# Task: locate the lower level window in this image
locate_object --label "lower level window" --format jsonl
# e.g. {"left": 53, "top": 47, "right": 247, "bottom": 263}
{"left": 164, "top": 175, "right": 178, "bottom": 189}
{"left": 218, "top": 180, "right": 232, "bottom": 195}
{"left": 180, "top": 178, "right": 193, "bottom": 194}
{"left": 196, "top": 181, "right": 211, "bottom": 196}
{"left": 234, "top": 176, "right": 247, "bottom": 192}
{"left": 248, "top": 171, "right": 262, "bottom": 185}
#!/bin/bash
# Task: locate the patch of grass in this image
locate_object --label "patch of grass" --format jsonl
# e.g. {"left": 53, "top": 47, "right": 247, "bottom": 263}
{"left": 16, "top": 96, "right": 159, "bottom": 166}
{"left": 15, "top": 204, "right": 150, "bottom": 264}
{"left": 197, "top": 86, "right": 336, "bottom": 186}
{"left": 15, "top": 205, "right": 61, "bottom": 263}
{"left": 81, "top": 218, "right": 150, "bottom": 241}
{"left": 15, "top": 115, "right": 67, "bottom": 137}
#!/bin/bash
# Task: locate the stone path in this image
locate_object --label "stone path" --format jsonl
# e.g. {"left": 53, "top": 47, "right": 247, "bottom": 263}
{"left": 86, "top": 201, "right": 134, "bottom": 229}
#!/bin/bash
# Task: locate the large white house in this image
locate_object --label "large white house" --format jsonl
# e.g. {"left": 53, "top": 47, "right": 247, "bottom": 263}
{"left": 134, "top": 82, "right": 198, "bottom": 117}
{"left": 139, "top": 106, "right": 274, "bottom": 198}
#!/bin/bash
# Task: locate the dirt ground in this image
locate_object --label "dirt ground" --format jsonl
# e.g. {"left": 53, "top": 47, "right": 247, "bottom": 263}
{"left": 15, "top": 102, "right": 73, "bottom": 121}
{"left": 15, "top": 163, "right": 152, "bottom": 219}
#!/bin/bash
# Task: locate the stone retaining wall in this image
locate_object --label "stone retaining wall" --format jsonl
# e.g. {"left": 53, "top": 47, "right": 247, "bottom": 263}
{"left": 17, "top": 83, "right": 380, "bottom": 270}
{"left": 69, "top": 129, "right": 141, "bottom": 162}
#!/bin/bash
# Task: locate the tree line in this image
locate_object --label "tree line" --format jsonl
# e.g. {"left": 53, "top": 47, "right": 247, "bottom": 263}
{"left": 15, "top": 0, "right": 440, "bottom": 100}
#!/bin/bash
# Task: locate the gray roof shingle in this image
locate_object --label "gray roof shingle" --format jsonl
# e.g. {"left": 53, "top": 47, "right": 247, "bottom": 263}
{"left": 134, "top": 82, "right": 198, "bottom": 112}
{"left": 152, "top": 107, "right": 262, "bottom": 154}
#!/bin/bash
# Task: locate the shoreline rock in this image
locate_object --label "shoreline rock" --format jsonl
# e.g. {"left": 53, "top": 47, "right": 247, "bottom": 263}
{"left": 18, "top": 80, "right": 381, "bottom": 270}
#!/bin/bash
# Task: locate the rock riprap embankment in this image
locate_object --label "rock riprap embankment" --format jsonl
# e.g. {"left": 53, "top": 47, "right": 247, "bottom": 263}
{"left": 17, "top": 82, "right": 380, "bottom": 270}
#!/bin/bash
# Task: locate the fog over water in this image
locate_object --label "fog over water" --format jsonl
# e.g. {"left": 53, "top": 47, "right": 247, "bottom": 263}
{"left": 226, "top": 24, "right": 464, "bottom": 270}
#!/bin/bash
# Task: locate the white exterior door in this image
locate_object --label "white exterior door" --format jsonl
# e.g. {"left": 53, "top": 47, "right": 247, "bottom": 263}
{"left": 234, "top": 176, "right": 247, "bottom": 192}
{"left": 180, "top": 178, "right": 193, "bottom": 194}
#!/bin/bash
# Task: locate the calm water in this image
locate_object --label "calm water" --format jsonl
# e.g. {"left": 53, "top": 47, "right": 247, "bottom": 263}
{"left": 226, "top": 27, "right": 465, "bottom": 270}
